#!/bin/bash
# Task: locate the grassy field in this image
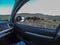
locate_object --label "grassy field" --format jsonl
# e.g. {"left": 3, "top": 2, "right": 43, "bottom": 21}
{"left": 17, "top": 17, "right": 59, "bottom": 29}
{"left": 16, "top": 13, "right": 60, "bottom": 29}
{"left": 0, "top": 15, "right": 10, "bottom": 21}
{"left": 0, "top": 14, "right": 60, "bottom": 29}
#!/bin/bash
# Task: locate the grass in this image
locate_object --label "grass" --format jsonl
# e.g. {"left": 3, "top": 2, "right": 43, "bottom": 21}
{"left": 0, "top": 15, "right": 60, "bottom": 29}
{"left": 0, "top": 15, "right": 10, "bottom": 21}
{"left": 17, "top": 16, "right": 60, "bottom": 29}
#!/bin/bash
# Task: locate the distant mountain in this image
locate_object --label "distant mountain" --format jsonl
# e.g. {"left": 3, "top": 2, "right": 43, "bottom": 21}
{"left": 0, "top": 15, "right": 10, "bottom": 20}
{"left": 17, "top": 13, "right": 60, "bottom": 21}
{"left": 0, "top": 13, "right": 60, "bottom": 21}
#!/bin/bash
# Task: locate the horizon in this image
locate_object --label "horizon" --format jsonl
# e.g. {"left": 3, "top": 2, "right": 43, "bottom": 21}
{"left": 17, "top": 0, "right": 60, "bottom": 16}
{"left": 0, "top": 13, "right": 60, "bottom": 16}
{"left": 0, "top": 0, "right": 60, "bottom": 16}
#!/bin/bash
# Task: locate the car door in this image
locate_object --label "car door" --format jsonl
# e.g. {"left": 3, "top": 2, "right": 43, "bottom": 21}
{"left": 11, "top": 0, "right": 60, "bottom": 45}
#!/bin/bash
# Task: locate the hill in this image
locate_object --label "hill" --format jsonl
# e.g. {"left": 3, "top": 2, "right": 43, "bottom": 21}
{"left": 17, "top": 13, "right": 60, "bottom": 21}
{"left": 0, "top": 15, "right": 10, "bottom": 20}
{"left": 16, "top": 13, "right": 60, "bottom": 29}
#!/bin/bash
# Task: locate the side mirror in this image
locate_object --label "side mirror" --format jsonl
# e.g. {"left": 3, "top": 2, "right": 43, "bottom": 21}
{"left": 16, "top": 16, "right": 24, "bottom": 22}
{"left": 10, "top": 0, "right": 29, "bottom": 24}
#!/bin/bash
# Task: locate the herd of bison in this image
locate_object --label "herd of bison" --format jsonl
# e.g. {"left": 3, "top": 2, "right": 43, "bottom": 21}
{"left": 16, "top": 16, "right": 56, "bottom": 22}
{"left": 16, "top": 16, "right": 58, "bottom": 29}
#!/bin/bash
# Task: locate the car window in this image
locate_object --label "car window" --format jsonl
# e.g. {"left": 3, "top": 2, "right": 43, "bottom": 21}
{"left": 16, "top": 0, "right": 60, "bottom": 29}
{"left": 0, "top": 0, "right": 15, "bottom": 21}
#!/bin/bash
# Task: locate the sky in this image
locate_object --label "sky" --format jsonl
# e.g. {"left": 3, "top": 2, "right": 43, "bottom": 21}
{"left": 0, "top": 0, "right": 60, "bottom": 16}
{"left": 17, "top": 0, "right": 60, "bottom": 16}
{"left": 0, "top": 0, "right": 15, "bottom": 15}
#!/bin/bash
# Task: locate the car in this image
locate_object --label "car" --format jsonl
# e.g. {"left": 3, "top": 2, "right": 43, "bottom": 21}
{"left": 0, "top": 0, "right": 60, "bottom": 45}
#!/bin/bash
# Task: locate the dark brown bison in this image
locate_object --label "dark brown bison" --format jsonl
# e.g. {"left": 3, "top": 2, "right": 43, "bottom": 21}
{"left": 25, "top": 16, "right": 40, "bottom": 22}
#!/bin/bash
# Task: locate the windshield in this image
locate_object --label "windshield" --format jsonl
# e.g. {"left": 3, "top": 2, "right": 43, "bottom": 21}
{"left": 16, "top": 0, "right": 60, "bottom": 29}
{"left": 0, "top": 0, "right": 15, "bottom": 21}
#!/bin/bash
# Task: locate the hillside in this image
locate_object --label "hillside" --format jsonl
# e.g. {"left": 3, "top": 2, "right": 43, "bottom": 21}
{"left": 17, "top": 13, "right": 60, "bottom": 21}
{"left": 0, "top": 13, "right": 60, "bottom": 29}
{"left": 0, "top": 15, "right": 10, "bottom": 20}
{"left": 16, "top": 13, "right": 60, "bottom": 29}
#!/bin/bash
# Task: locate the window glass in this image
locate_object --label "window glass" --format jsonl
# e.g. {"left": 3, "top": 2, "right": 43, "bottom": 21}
{"left": 0, "top": 0, "right": 15, "bottom": 21}
{"left": 16, "top": 0, "right": 60, "bottom": 29}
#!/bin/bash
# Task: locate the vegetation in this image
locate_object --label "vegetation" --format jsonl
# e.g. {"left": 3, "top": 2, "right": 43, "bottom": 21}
{"left": 17, "top": 13, "right": 60, "bottom": 29}
{"left": 0, "top": 14, "right": 60, "bottom": 29}
{"left": 0, "top": 15, "right": 10, "bottom": 21}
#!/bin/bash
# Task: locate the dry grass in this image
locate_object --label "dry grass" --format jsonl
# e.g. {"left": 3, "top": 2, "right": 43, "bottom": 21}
{"left": 17, "top": 16, "right": 60, "bottom": 29}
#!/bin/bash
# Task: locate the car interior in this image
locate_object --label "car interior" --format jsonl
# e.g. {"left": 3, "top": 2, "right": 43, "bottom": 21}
{"left": 0, "top": 0, "right": 60, "bottom": 45}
